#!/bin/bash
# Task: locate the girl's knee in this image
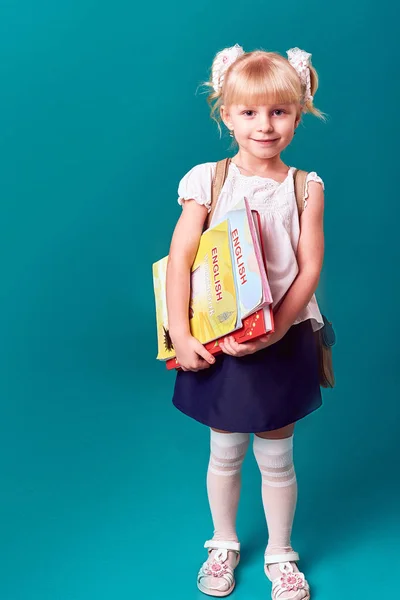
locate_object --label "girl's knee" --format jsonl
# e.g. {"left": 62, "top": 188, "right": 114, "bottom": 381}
{"left": 209, "top": 429, "right": 251, "bottom": 467}
{"left": 211, "top": 428, "right": 233, "bottom": 434}
{"left": 255, "top": 423, "right": 295, "bottom": 440}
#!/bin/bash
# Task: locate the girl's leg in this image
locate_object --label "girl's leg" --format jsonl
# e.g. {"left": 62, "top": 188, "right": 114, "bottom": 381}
{"left": 253, "top": 423, "right": 308, "bottom": 600}
{"left": 207, "top": 428, "right": 250, "bottom": 541}
{"left": 201, "top": 427, "right": 250, "bottom": 593}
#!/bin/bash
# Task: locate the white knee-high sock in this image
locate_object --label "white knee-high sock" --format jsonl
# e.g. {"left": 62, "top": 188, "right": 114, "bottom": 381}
{"left": 207, "top": 430, "right": 250, "bottom": 542}
{"left": 253, "top": 435, "right": 309, "bottom": 600}
{"left": 200, "top": 430, "right": 250, "bottom": 594}
{"left": 253, "top": 435, "right": 298, "bottom": 554}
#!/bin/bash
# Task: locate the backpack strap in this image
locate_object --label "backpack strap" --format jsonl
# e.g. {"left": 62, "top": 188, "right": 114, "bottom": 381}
{"left": 205, "top": 158, "right": 232, "bottom": 230}
{"left": 206, "top": 161, "right": 307, "bottom": 226}
{"left": 293, "top": 168, "right": 308, "bottom": 217}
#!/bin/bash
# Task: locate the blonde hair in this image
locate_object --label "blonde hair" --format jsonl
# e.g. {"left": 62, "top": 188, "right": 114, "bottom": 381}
{"left": 201, "top": 48, "right": 326, "bottom": 136}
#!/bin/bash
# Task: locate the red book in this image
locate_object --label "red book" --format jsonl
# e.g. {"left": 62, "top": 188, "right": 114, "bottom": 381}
{"left": 166, "top": 307, "right": 273, "bottom": 370}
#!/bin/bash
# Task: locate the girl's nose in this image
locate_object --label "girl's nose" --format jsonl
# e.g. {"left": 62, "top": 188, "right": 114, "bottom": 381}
{"left": 258, "top": 119, "right": 274, "bottom": 132}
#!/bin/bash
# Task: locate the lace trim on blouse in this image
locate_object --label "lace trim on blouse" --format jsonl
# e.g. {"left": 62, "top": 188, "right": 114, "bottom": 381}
{"left": 304, "top": 172, "right": 325, "bottom": 209}
{"left": 177, "top": 194, "right": 212, "bottom": 213}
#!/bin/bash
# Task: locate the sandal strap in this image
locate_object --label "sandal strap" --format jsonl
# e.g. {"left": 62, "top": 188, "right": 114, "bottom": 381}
{"left": 204, "top": 540, "right": 240, "bottom": 553}
{"left": 264, "top": 551, "right": 300, "bottom": 564}
{"left": 198, "top": 562, "right": 235, "bottom": 587}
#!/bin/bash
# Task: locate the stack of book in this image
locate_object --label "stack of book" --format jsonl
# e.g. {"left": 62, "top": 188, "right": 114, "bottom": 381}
{"left": 153, "top": 198, "right": 274, "bottom": 370}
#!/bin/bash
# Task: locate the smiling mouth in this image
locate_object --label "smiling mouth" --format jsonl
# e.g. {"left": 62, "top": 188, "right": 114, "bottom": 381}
{"left": 253, "top": 138, "right": 278, "bottom": 142}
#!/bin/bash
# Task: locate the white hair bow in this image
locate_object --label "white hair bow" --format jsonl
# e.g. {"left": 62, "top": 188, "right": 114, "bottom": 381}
{"left": 212, "top": 44, "right": 245, "bottom": 93}
{"left": 286, "top": 47, "right": 314, "bottom": 103}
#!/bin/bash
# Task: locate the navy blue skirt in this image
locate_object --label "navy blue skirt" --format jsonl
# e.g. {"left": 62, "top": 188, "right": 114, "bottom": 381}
{"left": 172, "top": 318, "right": 322, "bottom": 433}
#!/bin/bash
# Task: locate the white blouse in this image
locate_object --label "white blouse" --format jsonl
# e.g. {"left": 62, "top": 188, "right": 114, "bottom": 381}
{"left": 177, "top": 161, "right": 324, "bottom": 332}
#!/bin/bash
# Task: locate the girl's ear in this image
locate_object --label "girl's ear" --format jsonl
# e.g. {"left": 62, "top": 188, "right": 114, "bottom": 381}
{"left": 220, "top": 105, "right": 233, "bottom": 130}
{"left": 295, "top": 105, "right": 303, "bottom": 129}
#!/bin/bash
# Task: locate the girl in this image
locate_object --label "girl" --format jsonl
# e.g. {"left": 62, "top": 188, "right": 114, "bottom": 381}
{"left": 166, "top": 44, "right": 326, "bottom": 600}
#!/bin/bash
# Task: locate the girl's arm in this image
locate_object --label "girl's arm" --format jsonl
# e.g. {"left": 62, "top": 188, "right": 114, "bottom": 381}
{"left": 218, "top": 181, "right": 325, "bottom": 358}
{"left": 220, "top": 181, "right": 324, "bottom": 357}
{"left": 166, "top": 200, "right": 216, "bottom": 371}
{"left": 272, "top": 180, "right": 325, "bottom": 336}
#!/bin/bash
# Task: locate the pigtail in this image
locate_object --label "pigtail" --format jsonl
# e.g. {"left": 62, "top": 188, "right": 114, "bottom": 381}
{"left": 203, "top": 75, "right": 224, "bottom": 135}
{"left": 286, "top": 48, "right": 327, "bottom": 121}
{"left": 302, "top": 63, "right": 327, "bottom": 121}
{"left": 198, "top": 45, "right": 245, "bottom": 137}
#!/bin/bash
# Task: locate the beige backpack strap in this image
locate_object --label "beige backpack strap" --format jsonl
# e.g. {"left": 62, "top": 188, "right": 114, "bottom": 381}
{"left": 205, "top": 158, "right": 231, "bottom": 230}
{"left": 293, "top": 168, "right": 308, "bottom": 217}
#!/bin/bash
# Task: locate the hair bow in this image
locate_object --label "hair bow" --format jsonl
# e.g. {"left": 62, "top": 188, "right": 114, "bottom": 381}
{"left": 212, "top": 44, "right": 245, "bottom": 93}
{"left": 286, "top": 47, "right": 314, "bottom": 103}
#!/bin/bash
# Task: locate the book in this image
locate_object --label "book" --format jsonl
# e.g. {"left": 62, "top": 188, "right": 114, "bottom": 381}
{"left": 153, "top": 219, "right": 240, "bottom": 361}
{"left": 152, "top": 198, "right": 274, "bottom": 369}
{"left": 226, "top": 197, "right": 272, "bottom": 318}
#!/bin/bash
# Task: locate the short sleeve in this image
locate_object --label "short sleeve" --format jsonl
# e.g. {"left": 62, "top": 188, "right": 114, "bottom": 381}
{"left": 177, "top": 162, "right": 216, "bottom": 213}
{"left": 304, "top": 172, "right": 325, "bottom": 209}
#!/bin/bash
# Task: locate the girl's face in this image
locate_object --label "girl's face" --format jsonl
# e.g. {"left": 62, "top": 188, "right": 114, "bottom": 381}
{"left": 221, "top": 103, "right": 301, "bottom": 159}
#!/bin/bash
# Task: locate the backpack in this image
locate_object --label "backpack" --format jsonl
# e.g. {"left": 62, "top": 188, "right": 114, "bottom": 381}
{"left": 206, "top": 158, "right": 336, "bottom": 389}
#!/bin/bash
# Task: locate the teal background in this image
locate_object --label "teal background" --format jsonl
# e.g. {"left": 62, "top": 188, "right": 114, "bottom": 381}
{"left": 1, "top": 1, "right": 398, "bottom": 599}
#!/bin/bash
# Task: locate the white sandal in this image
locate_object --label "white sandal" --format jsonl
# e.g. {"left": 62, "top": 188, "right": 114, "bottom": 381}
{"left": 264, "top": 551, "right": 310, "bottom": 599}
{"left": 197, "top": 539, "right": 241, "bottom": 597}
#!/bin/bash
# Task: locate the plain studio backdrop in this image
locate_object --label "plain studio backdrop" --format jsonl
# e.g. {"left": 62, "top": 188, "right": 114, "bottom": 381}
{"left": 0, "top": 1, "right": 398, "bottom": 599}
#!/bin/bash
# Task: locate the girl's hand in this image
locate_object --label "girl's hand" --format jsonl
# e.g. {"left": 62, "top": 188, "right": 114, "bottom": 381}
{"left": 219, "top": 328, "right": 287, "bottom": 357}
{"left": 172, "top": 333, "right": 216, "bottom": 372}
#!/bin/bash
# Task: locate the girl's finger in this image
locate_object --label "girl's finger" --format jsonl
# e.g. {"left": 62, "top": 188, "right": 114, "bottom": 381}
{"left": 230, "top": 337, "right": 248, "bottom": 356}
{"left": 220, "top": 345, "right": 232, "bottom": 355}
{"left": 223, "top": 337, "right": 233, "bottom": 353}
{"left": 221, "top": 338, "right": 235, "bottom": 355}
{"left": 230, "top": 337, "right": 251, "bottom": 356}
{"left": 230, "top": 337, "right": 242, "bottom": 352}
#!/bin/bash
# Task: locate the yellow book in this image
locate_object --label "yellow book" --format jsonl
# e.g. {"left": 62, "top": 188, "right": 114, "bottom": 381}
{"left": 153, "top": 219, "right": 239, "bottom": 361}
